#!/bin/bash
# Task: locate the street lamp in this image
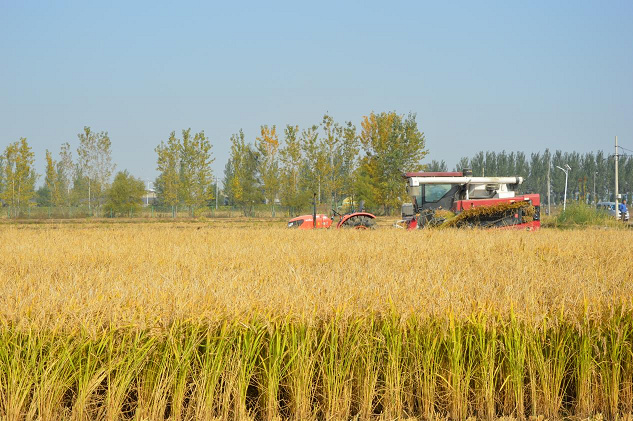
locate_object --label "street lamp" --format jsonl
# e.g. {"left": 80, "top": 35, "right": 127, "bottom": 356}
{"left": 556, "top": 164, "right": 571, "bottom": 211}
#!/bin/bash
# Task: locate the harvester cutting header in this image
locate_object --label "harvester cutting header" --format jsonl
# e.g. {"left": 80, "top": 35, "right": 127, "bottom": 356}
{"left": 400, "top": 169, "right": 540, "bottom": 230}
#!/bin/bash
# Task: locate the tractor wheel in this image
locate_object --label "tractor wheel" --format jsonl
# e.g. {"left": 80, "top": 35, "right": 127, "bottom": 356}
{"left": 342, "top": 215, "right": 376, "bottom": 230}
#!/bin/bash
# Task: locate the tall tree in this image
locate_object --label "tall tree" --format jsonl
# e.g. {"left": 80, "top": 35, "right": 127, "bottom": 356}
{"left": 338, "top": 121, "right": 360, "bottom": 206}
{"left": 57, "top": 142, "right": 74, "bottom": 206}
{"left": 279, "top": 125, "right": 306, "bottom": 215}
{"left": 0, "top": 138, "right": 38, "bottom": 215}
{"left": 155, "top": 131, "right": 181, "bottom": 215}
{"left": 41, "top": 150, "right": 60, "bottom": 206}
{"left": 105, "top": 170, "right": 146, "bottom": 216}
{"left": 256, "top": 125, "right": 280, "bottom": 216}
{"left": 471, "top": 152, "right": 485, "bottom": 177}
{"left": 427, "top": 159, "right": 448, "bottom": 172}
{"left": 299, "top": 125, "right": 321, "bottom": 201}
{"left": 484, "top": 151, "right": 497, "bottom": 176}
{"left": 179, "top": 129, "right": 214, "bottom": 214}
{"left": 515, "top": 151, "right": 529, "bottom": 194}
{"left": 320, "top": 114, "right": 342, "bottom": 209}
{"left": 496, "top": 151, "right": 510, "bottom": 176}
{"left": 191, "top": 130, "right": 214, "bottom": 210}
{"left": 0, "top": 142, "right": 18, "bottom": 211}
{"left": 358, "top": 111, "right": 427, "bottom": 213}
{"left": 76, "top": 127, "right": 115, "bottom": 210}
{"left": 179, "top": 129, "right": 195, "bottom": 209}
{"left": 225, "top": 130, "right": 261, "bottom": 215}
{"left": 595, "top": 150, "right": 607, "bottom": 201}
{"left": 443, "top": 148, "right": 633, "bottom": 206}
{"left": 453, "top": 158, "right": 469, "bottom": 172}
{"left": 223, "top": 157, "right": 234, "bottom": 206}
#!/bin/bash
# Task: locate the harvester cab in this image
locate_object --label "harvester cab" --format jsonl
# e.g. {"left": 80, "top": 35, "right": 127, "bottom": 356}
{"left": 401, "top": 169, "right": 540, "bottom": 230}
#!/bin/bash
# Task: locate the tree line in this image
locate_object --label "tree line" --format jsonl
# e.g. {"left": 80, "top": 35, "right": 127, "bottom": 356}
{"left": 428, "top": 149, "right": 633, "bottom": 205}
{"left": 222, "top": 112, "right": 426, "bottom": 216}
{"left": 2, "top": 114, "right": 632, "bottom": 217}
{"left": 0, "top": 127, "right": 144, "bottom": 216}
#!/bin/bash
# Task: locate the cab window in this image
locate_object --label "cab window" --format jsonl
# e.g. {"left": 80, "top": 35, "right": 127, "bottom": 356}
{"left": 424, "top": 184, "right": 452, "bottom": 203}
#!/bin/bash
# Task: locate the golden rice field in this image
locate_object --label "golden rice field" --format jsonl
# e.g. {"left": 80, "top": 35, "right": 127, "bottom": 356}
{"left": 2, "top": 223, "right": 633, "bottom": 420}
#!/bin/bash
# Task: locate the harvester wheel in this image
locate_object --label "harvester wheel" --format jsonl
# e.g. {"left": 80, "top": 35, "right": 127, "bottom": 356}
{"left": 342, "top": 215, "right": 376, "bottom": 230}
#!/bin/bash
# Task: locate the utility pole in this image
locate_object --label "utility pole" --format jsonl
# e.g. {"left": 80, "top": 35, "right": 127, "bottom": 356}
{"left": 215, "top": 176, "right": 219, "bottom": 210}
{"left": 547, "top": 155, "right": 551, "bottom": 215}
{"left": 593, "top": 171, "right": 597, "bottom": 206}
{"left": 88, "top": 177, "right": 91, "bottom": 211}
{"left": 615, "top": 135, "right": 619, "bottom": 219}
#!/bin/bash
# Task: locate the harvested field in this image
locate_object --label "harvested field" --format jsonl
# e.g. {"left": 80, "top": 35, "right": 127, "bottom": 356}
{"left": 2, "top": 225, "right": 633, "bottom": 419}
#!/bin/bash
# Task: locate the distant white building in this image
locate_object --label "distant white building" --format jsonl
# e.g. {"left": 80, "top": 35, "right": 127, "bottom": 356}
{"left": 144, "top": 181, "right": 158, "bottom": 206}
{"left": 144, "top": 189, "right": 157, "bottom": 206}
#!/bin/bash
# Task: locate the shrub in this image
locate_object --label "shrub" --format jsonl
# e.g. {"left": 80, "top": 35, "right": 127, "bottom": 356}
{"left": 551, "top": 202, "right": 619, "bottom": 228}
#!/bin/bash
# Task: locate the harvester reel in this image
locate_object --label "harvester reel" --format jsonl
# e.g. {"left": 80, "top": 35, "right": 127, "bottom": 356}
{"left": 342, "top": 215, "right": 376, "bottom": 230}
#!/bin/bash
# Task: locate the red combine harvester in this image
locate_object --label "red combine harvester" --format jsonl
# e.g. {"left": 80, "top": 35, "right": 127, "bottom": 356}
{"left": 400, "top": 169, "right": 540, "bottom": 230}
{"left": 287, "top": 194, "right": 376, "bottom": 230}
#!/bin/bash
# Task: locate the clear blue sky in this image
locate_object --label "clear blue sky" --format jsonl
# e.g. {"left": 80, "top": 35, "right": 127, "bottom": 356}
{"left": 1, "top": 1, "right": 632, "bottom": 185}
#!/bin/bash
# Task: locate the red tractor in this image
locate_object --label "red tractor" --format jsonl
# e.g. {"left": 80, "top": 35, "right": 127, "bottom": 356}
{"left": 399, "top": 169, "right": 540, "bottom": 230}
{"left": 287, "top": 195, "right": 376, "bottom": 230}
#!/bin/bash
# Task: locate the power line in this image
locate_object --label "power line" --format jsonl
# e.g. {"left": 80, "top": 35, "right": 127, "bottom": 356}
{"left": 608, "top": 153, "right": 633, "bottom": 159}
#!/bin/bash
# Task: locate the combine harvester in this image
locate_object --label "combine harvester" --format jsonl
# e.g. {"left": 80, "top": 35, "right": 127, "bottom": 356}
{"left": 398, "top": 169, "right": 540, "bottom": 230}
{"left": 287, "top": 169, "right": 540, "bottom": 230}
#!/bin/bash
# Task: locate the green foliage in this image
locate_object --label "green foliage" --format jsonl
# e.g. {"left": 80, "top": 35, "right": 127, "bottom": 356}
{"left": 179, "top": 129, "right": 214, "bottom": 212}
{"left": 551, "top": 202, "right": 619, "bottom": 228}
{"left": 352, "top": 162, "right": 378, "bottom": 210}
{"left": 339, "top": 121, "right": 360, "bottom": 205}
{"left": 319, "top": 114, "right": 342, "bottom": 208}
{"left": 154, "top": 129, "right": 214, "bottom": 215}
{"left": 70, "top": 170, "right": 89, "bottom": 207}
{"left": 454, "top": 149, "right": 633, "bottom": 205}
{"left": 225, "top": 129, "right": 261, "bottom": 215}
{"left": 279, "top": 125, "right": 308, "bottom": 214}
{"left": 43, "top": 150, "right": 62, "bottom": 207}
{"left": 299, "top": 125, "right": 321, "bottom": 200}
{"left": 35, "top": 186, "right": 51, "bottom": 207}
{"left": 427, "top": 159, "right": 448, "bottom": 172}
{"left": 76, "top": 127, "right": 115, "bottom": 208}
{"left": 150, "top": 111, "right": 426, "bottom": 217}
{"left": 155, "top": 131, "right": 181, "bottom": 209}
{"left": 256, "top": 125, "right": 280, "bottom": 215}
{"left": 104, "top": 170, "right": 145, "bottom": 216}
{"left": 56, "top": 142, "right": 73, "bottom": 206}
{"left": 0, "top": 138, "right": 38, "bottom": 215}
{"left": 358, "top": 111, "right": 427, "bottom": 213}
